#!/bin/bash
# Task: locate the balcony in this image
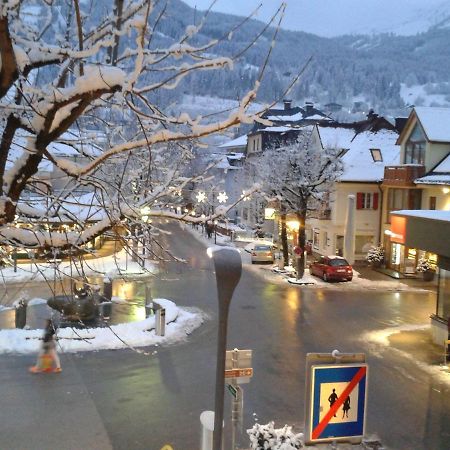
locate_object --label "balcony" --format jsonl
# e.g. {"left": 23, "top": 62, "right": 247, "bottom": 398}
{"left": 382, "top": 165, "right": 425, "bottom": 187}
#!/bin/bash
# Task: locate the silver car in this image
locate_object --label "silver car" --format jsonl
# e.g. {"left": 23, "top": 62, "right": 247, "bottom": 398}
{"left": 251, "top": 244, "right": 274, "bottom": 264}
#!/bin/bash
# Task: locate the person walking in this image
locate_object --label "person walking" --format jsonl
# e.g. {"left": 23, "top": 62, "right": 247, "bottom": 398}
{"left": 29, "top": 319, "right": 62, "bottom": 373}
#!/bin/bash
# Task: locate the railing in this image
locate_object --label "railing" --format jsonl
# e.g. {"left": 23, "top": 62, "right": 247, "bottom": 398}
{"left": 382, "top": 165, "right": 425, "bottom": 186}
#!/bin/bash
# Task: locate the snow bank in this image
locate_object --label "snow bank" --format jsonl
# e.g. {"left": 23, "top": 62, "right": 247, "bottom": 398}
{"left": 0, "top": 299, "right": 204, "bottom": 354}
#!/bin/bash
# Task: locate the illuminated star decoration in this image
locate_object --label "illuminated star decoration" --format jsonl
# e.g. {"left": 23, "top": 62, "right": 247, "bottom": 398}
{"left": 217, "top": 192, "right": 228, "bottom": 203}
{"left": 196, "top": 191, "right": 207, "bottom": 203}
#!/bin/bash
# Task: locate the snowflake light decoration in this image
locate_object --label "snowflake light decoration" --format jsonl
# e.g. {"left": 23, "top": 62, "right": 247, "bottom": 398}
{"left": 196, "top": 191, "right": 207, "bottom": 203}
{"left": 217, "top": 192, "right": 228, "bottom": 203}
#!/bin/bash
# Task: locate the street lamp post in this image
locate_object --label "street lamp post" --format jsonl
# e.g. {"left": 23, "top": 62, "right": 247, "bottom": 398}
{"left": 207, "top": 246, "right": 242, "bottom": 450}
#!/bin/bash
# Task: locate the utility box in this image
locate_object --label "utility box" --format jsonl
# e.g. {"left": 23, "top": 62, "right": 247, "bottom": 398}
{"left": 154, "top": 302, "right": 166, "bottom": 336}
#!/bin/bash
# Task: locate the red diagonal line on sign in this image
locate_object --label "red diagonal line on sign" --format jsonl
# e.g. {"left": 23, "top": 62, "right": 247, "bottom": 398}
{"left": 312, "top": 366, "right": 367, "bottom": 440}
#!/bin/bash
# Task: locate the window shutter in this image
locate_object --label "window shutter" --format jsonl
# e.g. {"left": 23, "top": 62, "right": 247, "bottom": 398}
{"left": 356, "top": 193, "right": 364, "bottom": 209}
{"left": 373, "top": 193, "right": 379, "bottom": 210}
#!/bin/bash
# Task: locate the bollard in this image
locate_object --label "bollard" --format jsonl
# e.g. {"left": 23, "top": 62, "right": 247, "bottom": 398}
{"left": 102, "top": 277, "right": 113, "bottom": 302}
{"left": 155, "top": 303, "right": 166, "bottom": 336}
{"left": 15, "top": 300, "right": 27, "bottom": 329}
{"left": 200, "top": 411, "right": 224, "bottom": 450}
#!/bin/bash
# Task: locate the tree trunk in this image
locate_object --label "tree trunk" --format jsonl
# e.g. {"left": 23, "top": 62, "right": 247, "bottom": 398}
{"left": 280, "top": 212, "right": 289, "bottom": 266}
{"left": 296, "top": 209, "right": 307, "bottom": 279}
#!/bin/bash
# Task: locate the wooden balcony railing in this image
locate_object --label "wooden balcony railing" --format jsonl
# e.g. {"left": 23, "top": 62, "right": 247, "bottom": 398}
{"left": 382, "top": 165, "right": 425, "bottom": 187}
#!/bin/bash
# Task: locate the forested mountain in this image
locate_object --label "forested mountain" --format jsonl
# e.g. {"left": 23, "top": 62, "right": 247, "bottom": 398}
{"left": 152, "top": 0, "right": 450, "bottom": 115}
{"left": 37, "top": 0, "right": 450, "bottom": 116}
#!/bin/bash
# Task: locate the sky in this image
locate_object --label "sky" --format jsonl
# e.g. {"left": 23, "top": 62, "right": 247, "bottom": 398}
{"left": 181, "top": 0, "right": 450, "bottom": 37}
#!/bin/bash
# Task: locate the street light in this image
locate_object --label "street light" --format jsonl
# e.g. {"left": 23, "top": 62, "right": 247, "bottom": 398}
{"left": 207, "top": 246, "right": 242, "bottom": 450}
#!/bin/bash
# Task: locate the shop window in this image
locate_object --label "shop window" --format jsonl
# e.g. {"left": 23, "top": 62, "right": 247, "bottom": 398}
{"left": 356, "top": 236, "right": 374, "bottom": 254}
{"left": 356, "top": 192, "right": 379, "bottom": 210}
{"left": 437, "top": 268, "right": 450, "bottom": 319}
{"left": 429, "top": 196, "right": 436, "bottom": 210}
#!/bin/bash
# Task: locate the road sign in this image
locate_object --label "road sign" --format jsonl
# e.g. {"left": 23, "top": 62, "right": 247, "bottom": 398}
{"left": 308, "top": 363, "right": 368, "bottom": 443}
{"left": 224, "top": 368, "right": 253, "bottom": 379}
{"left": 225, "top": 349, "right": 253, "bottom": 384}
{"left": 227, "top": 383, "right": 242, "bottom": 399}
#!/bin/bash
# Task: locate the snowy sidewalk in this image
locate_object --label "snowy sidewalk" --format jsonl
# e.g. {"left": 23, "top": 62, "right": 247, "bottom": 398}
{"left": 183, "top": 224, "right": 432, "bottom": 293}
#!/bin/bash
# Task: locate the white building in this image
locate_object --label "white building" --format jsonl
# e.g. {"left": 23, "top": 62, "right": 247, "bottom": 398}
{"left": 308, "top": 126, "right": 400, "bottom": 260}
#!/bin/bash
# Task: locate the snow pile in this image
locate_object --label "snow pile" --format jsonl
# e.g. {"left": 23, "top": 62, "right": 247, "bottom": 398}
{"left": 0, "top": 299, "right": 204, "bottom": 354}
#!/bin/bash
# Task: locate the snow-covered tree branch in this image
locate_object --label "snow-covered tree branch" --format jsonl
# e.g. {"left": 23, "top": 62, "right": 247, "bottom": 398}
{"left": 248, "top": 126, "right": 343, "bottom": 278}
{"left": 0, "top": 0, "right": 280, "bottom": 253}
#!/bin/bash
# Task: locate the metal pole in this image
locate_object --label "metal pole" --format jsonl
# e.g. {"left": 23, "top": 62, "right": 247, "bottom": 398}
{"left": 208, "top": 247, "right": 242, "bottom": 450}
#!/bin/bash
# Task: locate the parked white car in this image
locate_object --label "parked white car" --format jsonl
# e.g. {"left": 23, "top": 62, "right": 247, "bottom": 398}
{"left": 251, "top": 244, "right": 275, "bottom": 264}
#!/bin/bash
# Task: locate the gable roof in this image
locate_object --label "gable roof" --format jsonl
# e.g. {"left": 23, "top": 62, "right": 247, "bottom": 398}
{"left": 397, "top": 107, "right": 450, "bottom": 144}
{"left": 218, "top": 134, "right": 247, "bottom": 149}
{"left": 317, "top": 126, "right": 400, "bottom": 182}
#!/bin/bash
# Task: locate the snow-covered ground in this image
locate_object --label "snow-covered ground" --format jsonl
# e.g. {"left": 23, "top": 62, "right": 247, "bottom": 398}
{"left": 0, "top": 249, "right": 156, "bottom": 284}
{"left": 184, "top": 224, "right": 425, "bottom": 292}
{"left": 400, "top": 83, "right": 450, "bottom": 107}
{"left": 363, "top": 324, "right": 450, "bottom": 385}
{"left": 0, "top": 298, "right": 204, "bottom": 354}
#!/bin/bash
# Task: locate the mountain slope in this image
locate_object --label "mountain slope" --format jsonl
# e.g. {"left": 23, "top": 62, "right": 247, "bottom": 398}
{"left": 181, "top": 0, "right": 450, "bottom": 37}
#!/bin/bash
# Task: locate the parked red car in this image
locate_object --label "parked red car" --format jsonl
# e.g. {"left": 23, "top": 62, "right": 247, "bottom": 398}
{"left": 309, "top": 256, "right": 353, "bottom": 282}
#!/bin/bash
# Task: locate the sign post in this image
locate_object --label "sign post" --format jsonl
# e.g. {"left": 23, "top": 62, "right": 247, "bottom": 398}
{"left": 305, "top": 351, "right": 368, "bottom": 446}
{"left": 225, "top": 349, "right": 252, "bottom": 450}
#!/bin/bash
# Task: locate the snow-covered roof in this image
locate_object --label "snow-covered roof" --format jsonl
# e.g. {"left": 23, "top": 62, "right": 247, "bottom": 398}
{"left": 267, "top": 112, "right": 304, "bottom": 122}
{"left": 9, "top": 131, "right": 104, "bottom": 173}
{"left": 392, "top": 209, "right": 450, "bottom": 222}
{"left": 317, "top": 127, "right": 400, "bottom": 182}
{"left": 219, "top": 134, "right": 247, "bottom": 148}
{"left": 227, "top": 152, "right": 245, "bottom": 160}
{"left": 306, "top": 114, "right": 332, "bottom": 121}
{"left": 215, "top": 155, "right": 240, "bottom": 170}
{"left": 415, "top": 153, "right": 450, "bottom": 185}
{"left": 415, "top": 174, "right": 450, "bottom": 185}
{"left": 414, "top": 107, "right": 450, "bottom": 142}
{"left": 258, "top": 126, "right": 299, "bottom": 133}
{"left": 18, "top": 191, "right": 106, "bottom": 223}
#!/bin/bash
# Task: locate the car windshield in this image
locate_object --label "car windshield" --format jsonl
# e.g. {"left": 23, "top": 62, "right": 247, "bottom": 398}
{"left": 329, "top": 258, "right": 350, "bottom": 267}
{"left": 255, "top": 245, "right": 271, "bottom": 251}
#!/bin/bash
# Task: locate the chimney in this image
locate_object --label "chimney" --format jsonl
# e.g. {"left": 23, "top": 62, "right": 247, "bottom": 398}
{"left": 395, "top": 117, "right": 408, "bottom": 134}
{"left": 367, "top": 109, "right": 378, "bottom": 120}
{"left": 283, "top": 99, "right": 292, "bottom": 110}
{"left": 305, "top": 101, "right": 314, "bottom": 115}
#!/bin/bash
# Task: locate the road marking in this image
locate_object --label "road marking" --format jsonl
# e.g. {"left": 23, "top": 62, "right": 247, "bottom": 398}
{"left": 160, "top": 445, "right": 173, "bottom": 450}
{"left": 312, "top": 366, "right": 366, "bottom": 439}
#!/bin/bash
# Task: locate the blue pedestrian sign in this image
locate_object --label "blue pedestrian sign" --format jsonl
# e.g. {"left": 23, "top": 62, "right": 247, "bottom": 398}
{"left": 307, "top": 363, "right": 368, "bottom": 443}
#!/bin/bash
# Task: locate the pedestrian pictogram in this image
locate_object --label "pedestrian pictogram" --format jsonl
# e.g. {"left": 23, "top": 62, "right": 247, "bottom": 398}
{"left": 308, "top": 363, "right": 368, "bottom": 443}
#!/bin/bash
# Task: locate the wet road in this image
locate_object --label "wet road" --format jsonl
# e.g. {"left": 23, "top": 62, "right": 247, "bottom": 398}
{"left": 1, "top": 222, "right": 449, "bottom": 450}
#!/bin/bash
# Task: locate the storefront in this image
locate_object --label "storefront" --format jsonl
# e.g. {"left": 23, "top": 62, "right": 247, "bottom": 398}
{"left": 390, "top": 210, "right": 450, "bottom": 345}
{"left": 384, "top": 215, "right": 437, "bottom": 276}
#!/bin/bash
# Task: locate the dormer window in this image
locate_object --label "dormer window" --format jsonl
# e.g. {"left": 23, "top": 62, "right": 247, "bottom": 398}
{"left": 370, "top": 148, "right": 383, "bottom": 162}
